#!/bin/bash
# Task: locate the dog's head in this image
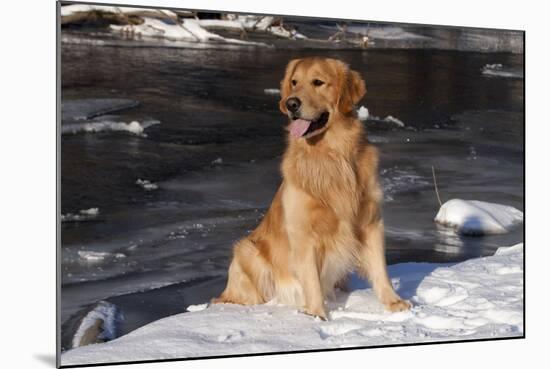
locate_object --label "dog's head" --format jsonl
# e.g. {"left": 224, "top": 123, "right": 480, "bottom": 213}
{"left": 279, "top": 57, "right": 366, "bottom": 139}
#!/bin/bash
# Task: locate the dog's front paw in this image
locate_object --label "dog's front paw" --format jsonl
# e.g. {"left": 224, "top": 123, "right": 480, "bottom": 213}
{"left": 385, "top": 299, "right": 412, "bottom": 312}
{"left": 304, "top": 306, "right": 328, "bottom": 320}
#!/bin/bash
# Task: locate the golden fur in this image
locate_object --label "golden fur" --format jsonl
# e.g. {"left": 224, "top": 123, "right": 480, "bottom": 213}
{"left": 213, "top": 57, "right": 410, "bottom": 319}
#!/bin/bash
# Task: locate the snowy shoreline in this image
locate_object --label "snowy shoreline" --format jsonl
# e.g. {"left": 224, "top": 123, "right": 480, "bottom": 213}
{"left": 62, "top": 243, "right": 523, "bottom": 366}
{"left": 60, "top": 4, "right": 523, "bottom": 53}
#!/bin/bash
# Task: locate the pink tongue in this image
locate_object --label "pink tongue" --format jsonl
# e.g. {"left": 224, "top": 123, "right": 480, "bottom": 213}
{"left": 289, "top": 119, "right": 312, "bottom": 138}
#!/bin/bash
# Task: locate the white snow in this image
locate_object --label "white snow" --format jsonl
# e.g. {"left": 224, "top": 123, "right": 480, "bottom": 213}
{"left": 110, "top": 17, "right": 194, "bottom": 41}
{"left": 61, "top": 243, "right": 523, "bottom": 366}
{"left": 110, "top": 16, "right": 268, "bottom": 46}
{"left": 61, "top": 208, "right": 100, "bottom": 222}
{"left": 365, "top": 27, "right": 430, "bottom": 41}
{"left": 224, "top": 15, "right": 307, "bottom": 39}
{"left": 264, "top": 88, "right": 281, "bottom": 96}
{"left": 435, "top": 199, "right": 523, "bottom": 235}
{"left": 136, "top": 179, "right": 158, "bottom": 191}
{"left": 61, "top": 4, "right": 180, "bottom": 19}
{"left": 198, "top": 19, "right": 245, "bottom": 31}
{"left": 72, "top": 301, "right": 121, "bottom": 349}
{"left": 187, "top": 303, "right": 209, "bottom": 312}
{"left": 357, "top": 106, "right": 369, "bottom": 121}
{"left": 61, "top": 119, "right": 160, "bottom": 136}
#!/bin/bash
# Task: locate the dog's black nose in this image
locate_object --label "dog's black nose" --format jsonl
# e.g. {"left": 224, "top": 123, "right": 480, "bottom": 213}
{"left": 285, "top": 97, "right": 301, "bottom": 113}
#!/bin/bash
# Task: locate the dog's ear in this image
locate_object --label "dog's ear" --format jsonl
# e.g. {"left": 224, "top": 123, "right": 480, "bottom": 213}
{"left": 279, "top": 59, "right": 301, "bottom": 114}
{"left": 337, "top": 67, "right": 366, "bottom": 115}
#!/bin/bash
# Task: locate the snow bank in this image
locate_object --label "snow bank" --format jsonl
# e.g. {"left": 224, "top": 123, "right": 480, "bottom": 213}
{"left": 136, "top": 179, "right": 158, "bottom": 191}
{"left": 109, "top": 16, "right": 268, "bottom": 46}
{"left": 60, "top": 4, "right": 173, "bottom": 17}
{"left": 62, "top": 244, "right": 523, "bottom": 366}
{"left": 72, "top": 301, "right": 122, "bottom": 349}
{"left": 61, "top": 208, "right": 100, "bottom": 222}
{"left": 111, "top": 17, "right": 193, "bottom": 41}
{"left": 345, "top": 25, "right": 429, "bottom": 41}
{"left": 435, "top": 199, "right": 523, "bottom": 235}
{"left": 202, "top": 16, "right": 307, "bottom": 39}
{"left": 61, "top": 119, "right": 160, "bottom": 136}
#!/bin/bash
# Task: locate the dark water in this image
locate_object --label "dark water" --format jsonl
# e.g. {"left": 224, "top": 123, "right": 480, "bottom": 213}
{"left": 60, "top": 42, "right": 523, "bottom": 349}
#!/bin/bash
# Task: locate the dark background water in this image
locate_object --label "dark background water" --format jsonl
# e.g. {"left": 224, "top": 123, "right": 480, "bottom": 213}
{"left": 60, "top": 41, "right": 523, "bottom": 350}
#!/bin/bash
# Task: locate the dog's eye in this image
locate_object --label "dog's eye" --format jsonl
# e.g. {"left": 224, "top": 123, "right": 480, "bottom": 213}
{"left": 312, "top": 79, "right": 325, "bottom": 87}
{"left": 291, "top": 79, "right": 297, "bottom": 86}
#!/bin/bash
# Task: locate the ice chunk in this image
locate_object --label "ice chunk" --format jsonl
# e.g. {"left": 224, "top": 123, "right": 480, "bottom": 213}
{"left": 78, "top": 251, "right": 126, "bottom": 262}
{"left": 61, "top": 119, "right": 160, "bottom": 136}
{"left": 357, "top": 106, "right": 369, "bottom": 121}
{"left": 187, "top": 303, "right": 209, "bottom": 312}
{"left": 435, "top": 199, "right": 523, "bottom": 235}
{"left": 264, "top": 88, "right": 280, "bottom": 95}
{"left": 61, "top": 208, "right": 100, "bottom": 222}
{"left": 481, "top": 64, "right": 523, "bottom": 79}
{"left": 136, "top": 179, "right": 158, "bottom": 191}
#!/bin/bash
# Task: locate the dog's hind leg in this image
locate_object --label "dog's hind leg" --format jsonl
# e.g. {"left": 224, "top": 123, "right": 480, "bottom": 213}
{"left": 212, "top": 238, "right": 273, "bottom": 305}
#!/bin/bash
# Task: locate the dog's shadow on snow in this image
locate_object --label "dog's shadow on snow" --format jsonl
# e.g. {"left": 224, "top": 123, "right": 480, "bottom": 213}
{"left": 330, "top": 263, "right": 448, "bottom": 309}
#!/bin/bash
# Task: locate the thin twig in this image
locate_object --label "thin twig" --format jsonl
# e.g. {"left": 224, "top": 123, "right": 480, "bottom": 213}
{"left": 432, "top": 165, "right": 443, "bottom": 207}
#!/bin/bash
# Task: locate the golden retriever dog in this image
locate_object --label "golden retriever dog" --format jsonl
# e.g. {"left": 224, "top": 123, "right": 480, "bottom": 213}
{"left": 213, "top": 57, "right": 410, "bottom": 319}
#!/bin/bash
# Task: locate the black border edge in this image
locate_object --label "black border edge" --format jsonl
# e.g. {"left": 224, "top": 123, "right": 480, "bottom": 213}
{"left": 56, "top": 1, "right": 62, "bottom": 368}
{"left": 522, "top": 30, "right": 526, "bottom": 339}
{"left": 60, "top": 336, "right": 525, "bottom": 368}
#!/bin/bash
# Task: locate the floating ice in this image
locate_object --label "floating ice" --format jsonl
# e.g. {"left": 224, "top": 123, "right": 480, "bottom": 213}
{"left": 78, "top": 251, "right": 126, "bottom": 263}
{"left": 435, "top": 199, "right": 523, "bottom": 235}
{"left": 136, "top": 179, "right": 158, "bottom": 191}
{"left": 383, "top": 115, "right": 405, "bottom": 127}
{"left": 61, "top": 208, "right": 100, "bottom": 222}
{"left": 263, "top": 88, "right": 280, "bottom": 95}
{"left": 481, "top": 64, "right": 523, "bottom": 79}
{"left": 211, "top": 158, "right": 223, "bottom": 165}
{"left": 61, "top": 119, "right": 160, "bottom": 136}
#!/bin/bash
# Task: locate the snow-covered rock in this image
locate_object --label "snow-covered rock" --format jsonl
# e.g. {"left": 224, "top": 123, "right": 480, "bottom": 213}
{"left": 435, "top": 199, "right": 523, "bottom": 235}
{"left": 72, "top": 301, "right": 122, "bottom": 349}
{"left": 61, "top": 243, "right": 523, "bottom": 366}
